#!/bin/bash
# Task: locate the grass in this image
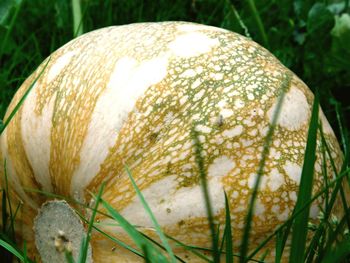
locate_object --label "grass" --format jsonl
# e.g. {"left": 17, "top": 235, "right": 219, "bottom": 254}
{"left": 239, "top": 72, "right": 292, "bottom": 263}
{"left": 289, "top": 91, "right": 319, "bottom": 263}
{"left": 0, "top": 0, "right": 349, "bottom": 262}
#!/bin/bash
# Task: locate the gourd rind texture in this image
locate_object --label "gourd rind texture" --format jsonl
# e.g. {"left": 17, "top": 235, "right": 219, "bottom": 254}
{"left": 0, "top": 22, "right": 343, "bottom": 262}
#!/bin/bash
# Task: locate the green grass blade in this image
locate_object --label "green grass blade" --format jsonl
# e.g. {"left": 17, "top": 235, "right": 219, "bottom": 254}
{"left": 0, "top": 238, "right": 34, "bottom": 263}
{"left": 5, "top": 202, "right": 21, "bottom": 237}
{"left": 312, "top": 123, "right": 349, "bottom": 261}
{"left": 65, "top": 250, "right": 75, "bottom": 263}
{"left": 246, "top": 0, "right": 269, "bottom": 47}
{"left": 124, "top": 165, "right": 177, "bottom": 262}
{"left": 101, "top": 198, "right": 167, "bottom": 262}
{"left": 0, "top": 235, "right": 13, "bottom": 262}
{"left": 333, "top": 101, "right": 350, "bottom": 229}
{"left": 224, "top": 0, "right": 251, "bottom": 38}
{"left": 0, "top": 57, "right": 50, "bottom": 135}
{"left": 165, "top": 235, "right": 212, "bottom": 262}
{"left": 274, "top": 220, "right": 292, "bottom": 263}
{"left": 71, "top": 0, "right": 84, "bottom": 37}
{"left": 304, "top": 221, "right": 325, "bottom": 263}
{"left": 305, "top": 126, "right": 334, "bottom": 263}
{"left": 192, "top": 127, "right": 220, "bottom": 262}
{"left": 289, "top": 92, "right": 320, "bottom": 263}
{"left": 240, "top": 72, "right": 291, "bottom": 263}
{"left": 274, "top": 230, "right": 283, "bottom": 263}
{"left": 321, "top": 207, "right": 350, "bottom": 259}
{"left": 141, "top": 233, "right": 186, "bottom": 263}
{"left": 334, "top": 101, "right": 349, "bottom": 163}
{"left": 248, "top": 167, "right": 350, "bottom": 260}
{"left": 224, "top": 192, "right": 233, "bottom": 263}
{"left": 141, "top": 244, "right": 151, "bottom": 263}
{"left": 77, "top": 183, "right": 105, "bottom": 263}
{"left": 22, "top": 241, "right": 29, "bottom": 263}
{"left": 319, "top": 125, "right": 330, "bottom": 208}
{"left": 321, "top": 238, "right": 350, "bottom": 263}
{"left": 91, "top": 224, "right": 143, "bottom": 257}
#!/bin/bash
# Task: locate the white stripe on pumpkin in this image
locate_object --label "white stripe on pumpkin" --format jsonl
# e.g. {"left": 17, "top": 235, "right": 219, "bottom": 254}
{"left": 21, "top": 82, "right": 54, "bottom": 192}
{"left": 70, "top": 56, "right": 169, "bottom": 200}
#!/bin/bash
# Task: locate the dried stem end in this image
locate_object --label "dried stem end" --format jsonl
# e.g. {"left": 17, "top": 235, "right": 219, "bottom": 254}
{"left": 33, "top": 200, "right": 93, "bottom": 263}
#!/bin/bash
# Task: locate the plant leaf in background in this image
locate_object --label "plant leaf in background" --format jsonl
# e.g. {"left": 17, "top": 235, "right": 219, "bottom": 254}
{"left": 54, "top": 1, "right": 70, "bottom": 30}
{"left": 293, "top": 0, "right": 315, "bottom": 20}
{"left": 329, "top": 13, "right": 350, "bottom": 71}
{"left": 0, "top": 0, "right": 20, "bottom": 57}
{"left": 0, "top": 0, "right": 16, "bottom": 25}
{"left": 307, "top": 3, "right": 334, "bottom": 36}
{"left": 303, "top": 3, "right": 334, "bottom": 79}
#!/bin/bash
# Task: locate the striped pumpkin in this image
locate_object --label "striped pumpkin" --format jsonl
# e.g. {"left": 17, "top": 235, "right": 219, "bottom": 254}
{"left": 0, "top": 22, "right": 343, "bottom": 262}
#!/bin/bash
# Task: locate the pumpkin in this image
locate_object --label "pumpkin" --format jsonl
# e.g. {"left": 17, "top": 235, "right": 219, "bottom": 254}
{"left": 0, "top": 21, "right": 344, "bottom": 262}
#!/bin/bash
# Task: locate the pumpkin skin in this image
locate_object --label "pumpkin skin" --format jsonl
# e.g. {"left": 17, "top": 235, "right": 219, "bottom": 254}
{"left": 0, "top": 21, "right": 344, "bottom": 262}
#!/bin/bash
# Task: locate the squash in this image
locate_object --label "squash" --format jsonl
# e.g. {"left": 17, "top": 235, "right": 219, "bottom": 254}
{"left": 0, "top": 21, "right": 344, "bottom": 262}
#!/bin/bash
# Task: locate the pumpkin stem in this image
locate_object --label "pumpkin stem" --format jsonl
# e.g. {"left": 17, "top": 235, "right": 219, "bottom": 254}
{"left": 33, "top": 200, "right": 93, "bottom": 263}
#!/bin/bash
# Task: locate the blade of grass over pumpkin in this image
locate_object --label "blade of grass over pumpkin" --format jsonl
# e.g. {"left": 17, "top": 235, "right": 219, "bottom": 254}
{"left": 304, "top": 217, "right": 325, "bottom": 263}
{"left": 334, "top": 100, "right": 349, "bottom": 162}
{"left": 305, "top": 125, "right": 336, "bottom": 263}
{"left": 240, "top": 72, "right": 292, "bottom": 263}
{"left": 6, "top": 202, "right": 20, "bottom": 239}
{"left": 274, "top": 218, "right": 293, "bottom": 263}
{"left": 304, "top": 127, "right": 328, "bottom": 263}
{"left": 124, "top": 165, "right": 177, "bottom": 262}
{"left": 77, "top": 182, "right": 105, "bottom": 263}
{"left": 141, "top": 244, "right": 152, "bottom": 263}
{"left": 289, "top": 92, "right": 320, "bottom": 263}
{"left": 215, "top": 224, "right": 221, "bottom": 256}
{"left": 165, "top": 235, "right": 212, "bottom": 262}
{"left": 22, "top": 241, "right": 29, "bottom": 263}
{"left": 316, "top": 120, "right": 350, "bottom": 247}
{"left": 248, "top": 165, "right": 350, "bottom": 260}
{"left": 224, "top": 192, "right": 233, "bottom": 263}
{"left": 65, "top": 250, "right": 75, "bottom": 263}
{"left": 320, "top": 118, "right": 348, "bottom": 207}
{"left": 101, "top": 198, "right": 167, "bottom": 262}
{"left": 320, "top": 207, "right": 350, "bottom": 262}
{"left": 275, "top": 229, "right": 283, "bottom": 263}
{"left": 141, "top": 233, "right": 186, "bottom": 263}
{"left": 319, "top": 125, "right": 330, "bottom": 209}
{"left": 258, "top": 249, "right": 269, "bottom": 262}
{"left": 333, "top": 100, "right": 350, "bottom": 228}
{"left": 91, "top": 224, "right": 143, "bottom": 257}
{"left": 139, "top": 232, "right": 186, "bottom": 263}
{"left": 333, "top": 169, "right": 350, "bottom": 231}
{"left": 166, "top": 237, "right": 266, "bottom": 263}
{"left": 192, "top": 127, "right": 220, "bottom": 263}
{"left": 246, "top": 0, "right": 269, "bottom": 48}
{"left": 0, "top": 57, "right": 51, "bottom": 135}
